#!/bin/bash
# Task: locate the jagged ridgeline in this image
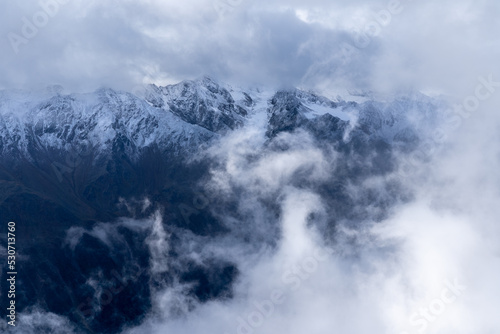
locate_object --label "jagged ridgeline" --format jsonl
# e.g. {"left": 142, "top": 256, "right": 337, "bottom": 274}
{"left": 0, "top": 77, "right": 440, "bottom": 333}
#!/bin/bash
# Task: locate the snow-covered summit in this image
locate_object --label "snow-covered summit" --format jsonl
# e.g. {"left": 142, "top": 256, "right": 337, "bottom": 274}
{"left": 144, "top": 76, "right": 248, "bottom": 133}
{"left": 0, "top": 77, "right": 442, "bottom": 162}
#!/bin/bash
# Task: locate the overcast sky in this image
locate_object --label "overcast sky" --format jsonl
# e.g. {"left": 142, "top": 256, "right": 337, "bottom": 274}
{"left": 1, "top": 0, "right": 499, "bottom": 96}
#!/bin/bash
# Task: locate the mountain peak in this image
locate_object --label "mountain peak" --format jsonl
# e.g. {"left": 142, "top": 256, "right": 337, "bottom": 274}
{"left": 144, "top": 77, "right": 248, "bottom": 133}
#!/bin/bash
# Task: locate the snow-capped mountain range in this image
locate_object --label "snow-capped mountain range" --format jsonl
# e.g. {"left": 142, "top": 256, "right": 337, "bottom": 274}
{"left": 0, "top": 77, "right": 443, "bottom": 334}
{"left": 0, "top": 76, "right": 438, "bottom": 162}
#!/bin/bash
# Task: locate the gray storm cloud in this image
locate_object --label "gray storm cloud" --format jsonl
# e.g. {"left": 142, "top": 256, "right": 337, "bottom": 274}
{"left": 1, "top": 0, "right": 498, "bottom": 96}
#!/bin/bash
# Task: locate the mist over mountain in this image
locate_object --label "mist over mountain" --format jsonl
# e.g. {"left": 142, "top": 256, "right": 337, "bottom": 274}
{"left": 0, "top": 75, "right": 449, "bottom": 333}
{"left": 1, "top": 1, "right": 500, "bottom": 333}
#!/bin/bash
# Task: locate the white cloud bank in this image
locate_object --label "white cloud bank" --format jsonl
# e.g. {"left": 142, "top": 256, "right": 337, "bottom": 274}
{"left": 126, "top": 88, "right": 500, "bottom": 334}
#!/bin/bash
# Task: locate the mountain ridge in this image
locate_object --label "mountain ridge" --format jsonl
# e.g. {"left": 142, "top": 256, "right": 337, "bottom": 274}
{"left": 0, "top": 77, "right": 442, "bottom": 333}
